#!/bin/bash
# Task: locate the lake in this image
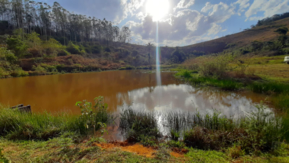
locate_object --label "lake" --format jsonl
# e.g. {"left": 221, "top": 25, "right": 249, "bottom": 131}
{"left": 0, "top": 70, "right": 272, "bottom": 117}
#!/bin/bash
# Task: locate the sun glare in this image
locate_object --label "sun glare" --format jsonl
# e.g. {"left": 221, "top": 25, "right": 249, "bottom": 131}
{"left": 146, "top": 0, "right": 170, "bottom": 21}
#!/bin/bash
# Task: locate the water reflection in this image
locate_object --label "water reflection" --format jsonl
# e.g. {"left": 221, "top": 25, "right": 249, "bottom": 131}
{"left": 118, "top": 84, "right": 272, "bottom": 118}
{"left": 0, "top": 70, "right": 271, "bottom": 117}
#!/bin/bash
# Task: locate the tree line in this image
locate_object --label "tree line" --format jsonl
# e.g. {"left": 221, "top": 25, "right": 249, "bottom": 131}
{"left": 256, "top": 12, "right": 289, "bottom": 27}
{"left": 0, "top": 0, "right": 131, "bottom": 45}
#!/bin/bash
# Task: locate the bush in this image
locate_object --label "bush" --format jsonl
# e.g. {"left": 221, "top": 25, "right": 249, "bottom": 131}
{"left": 43, "top": 38, "right": 65, "bottom": 57}
{"left": 0, "top": 47, "right": 17, "bottom": 63}
{"left": 57, "top": 49, "right": 70, "bottom": 56}
{"left": 199, "top": 54, "right": 234, "bottom": 78}
{"left": 6, "top": 37, "right": 28, "bottom": 57}
{"left": 66, "top": 42, "right": 83, "bottom": 55}
{"left": 32, "top": 65, "right": 47, "bottom": 74}
{"left": 0, "top": 68, "right": 10, "bottom": 77}
{"left": 10, "top": 65, "right": 28, "bottom": 77}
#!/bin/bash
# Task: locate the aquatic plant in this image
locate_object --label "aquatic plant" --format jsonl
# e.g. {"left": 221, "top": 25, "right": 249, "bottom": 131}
{"left": 119, "top": 107, "right": 161, "bottom": 142}
{"left": 120, "top": 104, "right": 284, "bottom": 153}
{"left": 183, "top": 104, "right": 284, "bottom": 153}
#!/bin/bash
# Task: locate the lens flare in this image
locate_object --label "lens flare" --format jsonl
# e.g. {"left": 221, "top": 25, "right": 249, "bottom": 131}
{"left": 156, "top": 22, "right": 162, "bottom": 86}
{"left": 146, "top": 0, "right": 169, "bottom": 21}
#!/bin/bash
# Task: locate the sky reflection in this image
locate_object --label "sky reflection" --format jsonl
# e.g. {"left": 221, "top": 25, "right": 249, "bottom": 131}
{"left": 117, "top": 84, "right": 272, "bottom": 118}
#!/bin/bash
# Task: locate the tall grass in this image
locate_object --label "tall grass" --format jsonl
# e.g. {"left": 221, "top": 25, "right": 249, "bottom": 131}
{"left": 119, "top": 107, "right": 161, "bottom": 142}
{"left": 0, "top": 97, "right": 115, "bottom": 140}
{"left": 120, "top": 105, "right": 284, "bottom": 153}
{"left": 249, "top": 82, "right": 289, "bottom": 94}
{"left": 190, "top": 77, "right": 243, "bottom": 91}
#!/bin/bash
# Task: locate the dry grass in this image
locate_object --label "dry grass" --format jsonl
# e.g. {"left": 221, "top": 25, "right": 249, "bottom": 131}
{"left": 183, "top": 53, "right": 289, "bottom": 82}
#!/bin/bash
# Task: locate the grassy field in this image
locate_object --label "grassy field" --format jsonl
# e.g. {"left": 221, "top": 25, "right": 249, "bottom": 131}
{"left": 1, "top": 137, "right": 289, "bottom": 163}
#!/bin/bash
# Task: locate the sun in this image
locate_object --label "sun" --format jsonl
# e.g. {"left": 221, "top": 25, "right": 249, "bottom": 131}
{"left": 146, "top": 0, "right": 170, "bottom": 21}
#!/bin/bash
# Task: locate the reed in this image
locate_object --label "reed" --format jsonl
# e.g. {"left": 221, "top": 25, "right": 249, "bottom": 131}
{"left": 119, "top": 107, "right": 161, "bottom": 142}
{"left": 120, "top": 104, "right": 284, "bottom": 153}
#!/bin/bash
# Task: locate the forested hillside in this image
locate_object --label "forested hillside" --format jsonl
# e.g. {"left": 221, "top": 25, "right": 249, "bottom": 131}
{"left": 0, "top": 0, "right": 175, "bottom": 78}
{"left": 1, "top": 0, "right": 289, "bottom": 78}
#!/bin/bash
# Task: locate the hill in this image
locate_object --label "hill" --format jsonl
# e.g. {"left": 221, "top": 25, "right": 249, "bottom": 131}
{"left": 1, "top": 0, "right": 289, "bottom": 79}
{"left": 181, "top": 17, "right": 289, "bottom": 55}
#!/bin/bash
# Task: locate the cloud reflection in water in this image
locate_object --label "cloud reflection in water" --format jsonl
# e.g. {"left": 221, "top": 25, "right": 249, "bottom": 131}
{"left": 117, "top": 84, "right": 273, "bottom": 118}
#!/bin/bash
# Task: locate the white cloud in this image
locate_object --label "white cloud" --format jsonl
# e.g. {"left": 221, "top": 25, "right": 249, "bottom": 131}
{"left": 207, "top": 23, "right": 222, "bottom": 35}
{"left": 176, "top": 0, "right": 195, "bottom": 9}
{"left": 234, "top": 0, "right": 250, "bottom": 16}
{"left": 201, "top": 2, "right": 235, "bottom": 23}
{"left": 245, "top": 0, "right": 289, "bottom": 20}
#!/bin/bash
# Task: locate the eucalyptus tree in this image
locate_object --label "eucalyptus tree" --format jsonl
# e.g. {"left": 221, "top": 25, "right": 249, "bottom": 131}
{"left": 0, "top": 0, "right": 9, "bottom": 20}
{"left": 0, "top": 0, "right": 132, "bottom": 46}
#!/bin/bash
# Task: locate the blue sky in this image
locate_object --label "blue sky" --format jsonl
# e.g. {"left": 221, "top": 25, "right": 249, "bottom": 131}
{"left": 40, "top": 0, "right": 289, "bottom": 46}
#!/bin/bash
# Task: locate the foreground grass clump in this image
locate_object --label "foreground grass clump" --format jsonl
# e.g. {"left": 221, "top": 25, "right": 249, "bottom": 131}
{"left": 119, "top": 108, "right": 161, "bottom": 143}
{"left": 0, "top": 96, "right": 114, "bottom": 140}
{"left": 120, "top": 105, "right": 284, "bottom": 154}
{"left": 183, "top": 106, "right": 284, "bottom": 153}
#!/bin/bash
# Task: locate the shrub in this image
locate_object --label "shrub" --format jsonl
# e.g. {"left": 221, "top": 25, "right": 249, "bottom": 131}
{"left": 199, "top": 54, "right": 234, "bottom": 78}
{"left": 251, "top": 41, "right": 263, "bottom": 51}
{"left": 10, "top": 65, "right": 28, "bottom": 77}
{"left": 75, "top": 96, "right": 115, "bottom": 134}
{"left": 43, "top": 38, "right": 65, "bottom": 57}
{"left": 66, "top": 42, "right": 83, "bottom": 54}
{"left": 0, "top": 68, "right": 10, "bottom": 77}
{"left": 181, "top": 70, "right": 192, "bottom": 79}
{"left": 0, "top": 47, "right": 17, "bottom": 64}
{"left": 32, "top": 65, "right": 47, "bottom": 74}
{"left": 57, "top": 49, "right": 70, "bottom": 56}
{"left": 227, "top": 145, "right": 245, "bottom": 159}
{"left": 6, "top": 37, "right": 28, "bottom": 57}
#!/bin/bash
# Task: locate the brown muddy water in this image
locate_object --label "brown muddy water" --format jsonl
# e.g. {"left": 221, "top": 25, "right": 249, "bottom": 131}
{"left": 0, "top": 70, "right": 272, "bottom": 116}
{"left": 0, "top": 70, "right": 274, "bottom": 140}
